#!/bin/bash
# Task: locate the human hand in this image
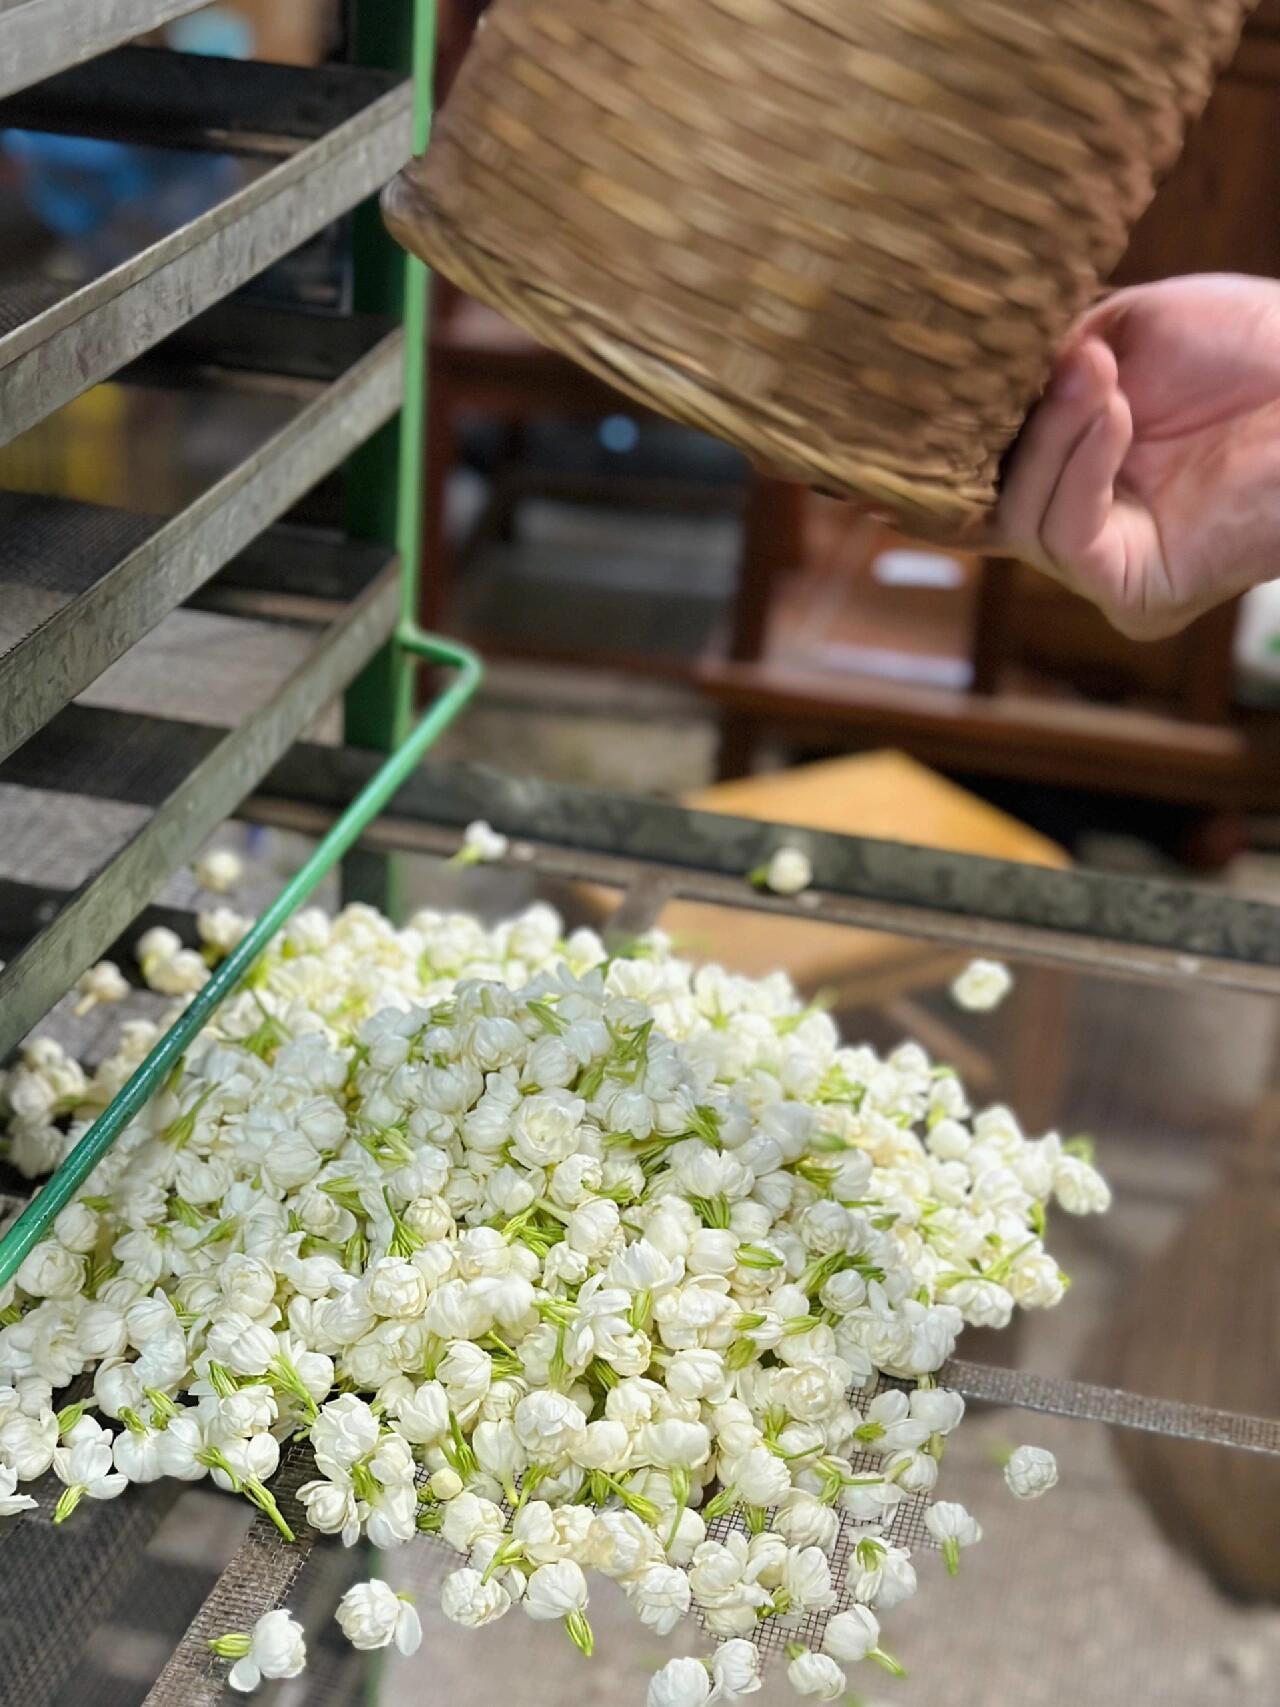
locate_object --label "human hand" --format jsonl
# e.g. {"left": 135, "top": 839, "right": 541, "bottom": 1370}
{"left": 992, "top": 274, "right": 1280, "bottom": 639}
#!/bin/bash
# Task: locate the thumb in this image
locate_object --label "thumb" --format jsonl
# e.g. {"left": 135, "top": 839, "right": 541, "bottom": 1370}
{"left": 1037, "top": 387, "right": 1134, "bottom": 575}
{"left": 995, "top": 339, "right": 1120, "bottom": 571}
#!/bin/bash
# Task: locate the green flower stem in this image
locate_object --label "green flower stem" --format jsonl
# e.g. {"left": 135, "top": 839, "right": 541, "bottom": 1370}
{"left": 598, "top": 1472, "right": 661, "bottom": 1527}
{"left": 481, "top": 1537, "right": 524, "bottom": 1584}
{"left": 443, "top": 1412, "right": 478, "bottom": 1479}
{"left": 145, "top": 1388, "right": 178, "bottom": 1422}
{"left": 871, "top": 1648, "right": 906, "bottom": 1678}
{"left": 205, "top": 1363, "right": 238, "bottom": 1399}
{"left": 350, "top": 1459, "right": 381, "bottom": 1504}
{"left": 56, "top": 1401, "right": 87, "bottom": 1437}
{"left": 665, "top": 1466, "right": 690, "bottom": 1551}
{"left": 736, "top": 1244, "right": 783, "bottom": 1270}
{"left": 565, "top": 1610, "right": 594, "bottom": 1657}
{"left": 209, "top": 1632, "right": 252, "bottom": 1659}
{"left": 242, "top": 1477, "right": 296, "bottom": 1543}
{"left": 53, "top": 1484, "right": 85, "bottom": 1523}
{"left": 269, "top": 1355, "right": 319, "bottom": 1422}
{"left": 702, "top": 1485, "right": 739, "bottom": 1522}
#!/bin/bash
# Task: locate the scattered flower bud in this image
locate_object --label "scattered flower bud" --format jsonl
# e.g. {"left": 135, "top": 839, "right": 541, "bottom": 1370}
{"left": 194, "top": 848, "right": 243, "bottom": 894}
{"left": 925, "top": 1500, "right": 983, "bottom": 1574}
{"left": 950, "top": 958, "right": 1013, "bottom": 1012}
{"left": 1004, "top": 1444, "right": 1059, "bottom": 1500}
{"left": 753, "top": 846, "right": 813, "bottom": 896}
{"left": 198, "top": 907, "right": 252, "bottom": 956}
{"left": 335, "top": 1579, "right": 422, "bottom": 1655}
{"left": 212, "top": 1609, "right": 306, "bottom": 1693}
{"left": 710, "top": 1639, "right": 762, "bottom": 1698}
{"left": 74, "top": 959, "right": 130, "bottom": 1015}
{"left": 648, "top": 1656, "right": 713, "bottom": 1707}
{"left": 786, "top": 1649, "right": 846, "bottom": 1699}
{"left": 455, "top": 820, "right": 509, "bottom": 865}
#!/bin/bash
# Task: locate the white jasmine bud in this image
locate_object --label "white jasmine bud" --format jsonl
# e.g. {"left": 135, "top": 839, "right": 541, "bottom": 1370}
{"left": 950, "top": 958, "right": 1013, "bottom": 1012}
{"left": 440, "top": 1567, "right": 512, "bottom": 1628}
{"left": 213, "top": 1609, "right": 305, "bottom": 1692}
{"left": 74, "top": 960, "right": 130, "bottom": 1015}
{"left": 757, "top": 847, "right": 813, "bottom": 896}
{"left": 194, "top": 848, "right": 243, "bottom": 894}
{"left": 1004, "top": 1444, "right": 1059, "bottom": 1500}
{"left": 925, "top": 1500, "right": 983, "bottom": 1573}
{"left": 336, "top": 1578, "right": 422, "bottom": 1655}
{"left": 786, "top": 1650, "right": 846, "bottom": 1699}
{"left": 648, "top": 1656, "right": 712, "bottom": 1707}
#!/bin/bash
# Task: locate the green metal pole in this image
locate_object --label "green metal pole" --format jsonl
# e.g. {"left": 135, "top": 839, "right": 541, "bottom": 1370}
{"left": 342, "top": 0, "right": 438, "bottom": 916}
{"left": 393, "top": 0, "right": 436, "bottom": 643}
{"left": 345, "top": 0, "right": 436, "bottom": 754}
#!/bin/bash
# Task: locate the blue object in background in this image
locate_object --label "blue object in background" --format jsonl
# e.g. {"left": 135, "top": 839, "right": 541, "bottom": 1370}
{"left": 165, "top": 8, "right": 254, "bottom": 59}
{"left": 0, "top": 7, "right": 252, "bottom": 265}
{"left": 600, "top": 415, "right": 641, "bottom": 456}
{"left": 1, "top": 128, "right": 242, "bottom": 269}
{"left": 1, "top": 131, "right": 153, "bottom": 240}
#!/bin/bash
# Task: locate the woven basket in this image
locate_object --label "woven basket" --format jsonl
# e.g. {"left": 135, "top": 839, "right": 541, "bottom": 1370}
{"left": 383, "top": 0, "right": 1257, "bottom": 540}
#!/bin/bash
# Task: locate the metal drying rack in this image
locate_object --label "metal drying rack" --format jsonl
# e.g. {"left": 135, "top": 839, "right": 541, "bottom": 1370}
{"left": 0, "top": 3, "right": 1277, "bottom": 1701}
{"left": 0, "top": 0, "right": 483, "bottom": 1239}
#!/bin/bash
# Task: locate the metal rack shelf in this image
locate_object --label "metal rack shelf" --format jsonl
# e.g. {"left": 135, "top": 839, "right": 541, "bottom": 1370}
{"left": 0, "top": 544, "right": 399, "bottom": 1056}
{"left": 0, "top": 0, "right": 205, "bottom": 101}
{"left": 0, "top": 323, "right": 404, "bottom": 762}
{"left": 0, "top": 44, "right": 403, "bottom": 152}
{"left": 251, "top": 746, "right": 1280, "bottom": 995}
{"left": 0, "top": 8, "right": 434, "bottom": 1701}
{"left": 0, "top": 878, "right": 199, "bottom": 978}
{"left": 0, "top": 49, "right": 411, "bottom": 447}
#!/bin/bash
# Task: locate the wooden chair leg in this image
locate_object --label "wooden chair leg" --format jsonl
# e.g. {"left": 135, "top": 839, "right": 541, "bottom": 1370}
{"left": 971, "top": 555, "right": 1017, "bottom": 694}
{"left": 1176, "top": 810, "right": 1247, "bottom": 872}
{"left": 726, "top": 474, "right": 805, "bottom": 665}
{"left": 494, "top": 419, "right": 529, "bottom": 539}
{"left": 717, "top": 711, "right": 764, "bottom": 781}
{"left": 715, "top": 477, "right": 805, "bottom": 779}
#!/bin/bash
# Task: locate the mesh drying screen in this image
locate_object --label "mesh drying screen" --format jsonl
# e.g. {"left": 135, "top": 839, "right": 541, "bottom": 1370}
{"left": 698, "top": 1374, "right": 935, "bottom": 1664}
{"left": 3, "top": 1361, "right": 1275, "bottom": 1704}
{"left": 0, "top": 1477, "right": 180, "bottom": 1703}
{"left": 0, "top": 1480, "right": 256, "bottom": 1706}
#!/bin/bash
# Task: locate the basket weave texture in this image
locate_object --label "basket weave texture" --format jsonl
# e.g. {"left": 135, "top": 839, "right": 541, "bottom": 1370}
{"left": 384, "top": 0, "right": 1257, "bottom": 539}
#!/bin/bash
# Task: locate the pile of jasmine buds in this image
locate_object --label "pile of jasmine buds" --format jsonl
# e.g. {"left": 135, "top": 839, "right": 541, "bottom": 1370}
{"left": 0, "top": 902, "right": 1106, "bottom": 1697}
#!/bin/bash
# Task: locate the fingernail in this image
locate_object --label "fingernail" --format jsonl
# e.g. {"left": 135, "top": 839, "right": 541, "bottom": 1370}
{"left": 1049, "top": 364, "right": 1087, "bottom": 403}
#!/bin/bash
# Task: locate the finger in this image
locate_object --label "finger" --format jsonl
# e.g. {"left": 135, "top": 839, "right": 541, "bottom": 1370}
{"left": 1039, "top": 389, "right": 1134, "bottom": 575}
{"left": 1070, "top": 287, "right": 1139, "bottom": 346}
{"left": 997, "top": 339, "right": 1118, "bottom": 556}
